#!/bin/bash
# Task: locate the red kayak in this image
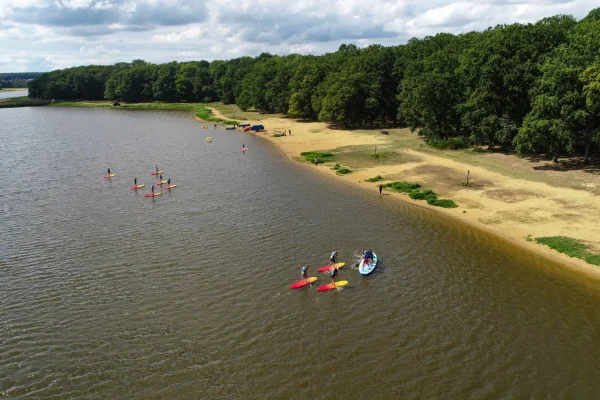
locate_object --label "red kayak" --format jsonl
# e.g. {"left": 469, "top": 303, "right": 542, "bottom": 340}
{"left": 289, "top": 277, "right": 317, "bottom": 289}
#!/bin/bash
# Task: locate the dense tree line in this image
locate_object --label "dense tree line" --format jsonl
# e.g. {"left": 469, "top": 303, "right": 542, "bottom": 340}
{"left": 0, "top": 73, "right": 43, "bottom": 89}
{"left": 28, "top": 9, "right": 600, "bottom": 161}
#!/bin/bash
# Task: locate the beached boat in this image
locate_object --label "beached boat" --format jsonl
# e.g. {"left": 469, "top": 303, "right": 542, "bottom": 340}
{"left": 358, "top": 253, "right": 378, "bottom": 276}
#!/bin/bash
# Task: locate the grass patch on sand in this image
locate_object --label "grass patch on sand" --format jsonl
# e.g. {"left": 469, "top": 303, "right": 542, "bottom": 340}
{"left": 0, "top": 96, "right": 50, "bottom": 108}
{"left": 535, "top": 236, "right": 600, "bottom": 266}
{"left": 273, "top": 133, "right": 283, "bottom": 137}
{"left": 336, "top": 167, "right": 352, "bottom": 175}
{"left": 203, "top": 102, "right": 283, "bottom": 121}
{"left": 330, "top": 145, "right": 421, "bottom": 169}
{"left": 365, "top": 175, "right": 384, "bottom": 182}
{"left": 300, "top": 151, "right": 335, "bottom": 164}
{"left": 383, "top": 181, "right": 458, "bottom": 208}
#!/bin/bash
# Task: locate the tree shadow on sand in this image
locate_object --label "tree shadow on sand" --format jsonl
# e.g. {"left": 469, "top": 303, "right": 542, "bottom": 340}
{"left": 527, "top": 155, "right": 600, "bottom": 175}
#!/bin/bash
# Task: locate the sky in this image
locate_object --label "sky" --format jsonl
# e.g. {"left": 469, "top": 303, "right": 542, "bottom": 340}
{"left": 0, "top": 0, "right": 599, "bottom": 72}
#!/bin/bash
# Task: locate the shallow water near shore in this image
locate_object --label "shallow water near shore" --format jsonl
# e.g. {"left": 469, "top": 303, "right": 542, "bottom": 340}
{"left": 0, "top": 90, "right": 28, "bottom": 99}
{"left": 2, "top": 107, "right": 600, "bottom": 399}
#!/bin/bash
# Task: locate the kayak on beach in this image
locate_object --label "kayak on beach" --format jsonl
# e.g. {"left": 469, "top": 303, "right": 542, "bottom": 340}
{"left": 129, "top": 184, "right": 145, "bottom": 190}
{"left": 318, "top": 262, "right": 345, "bottom": 273}
{"left": 144, "top": 192, "right": 162, "bottom": 198}
{"left": 317, "top": 280, "right": 348, "bottom": 291}
{"left": 290, "top": 277, "right": 317, "bottom": 289}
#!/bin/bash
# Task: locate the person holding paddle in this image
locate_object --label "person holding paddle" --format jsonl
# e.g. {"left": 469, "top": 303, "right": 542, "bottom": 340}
{"left": 330, "top": 251, "right": 338, "bottom": 265}
{"left": 330, "top": 266, "right": 338, "bottom": 286}
{"left": 301, "top": 265, "right": 309, "bottom": 282}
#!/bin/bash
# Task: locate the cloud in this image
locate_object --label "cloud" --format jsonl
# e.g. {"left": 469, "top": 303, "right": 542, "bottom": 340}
{"left": 0, "top": 0, "right": 599, "bottom": 72}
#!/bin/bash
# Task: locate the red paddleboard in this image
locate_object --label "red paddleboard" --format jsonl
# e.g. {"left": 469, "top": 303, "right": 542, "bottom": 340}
{"left": 103, "top": 173, "right": 117, "bottom": 179}
{"left": 150, "top": 170, "right": 163, "bottom": 175}
{"left": 317, "top": 280, "right": 348, "bottom": 291}
{"left": 289, "top": 277, "right": 317, "bottom": 289}
{"left": 163, "top": 184, "right": 177, "bottom": 190}
{"left": 155, "top": 180, "right": 167, "bottom": 186}
{"left": 129, "top": 184, "right": 145, "bottom": 190}
{"left": 144, "top": 192, "right": 162, "bottom": 198}
{"left": 317, "top": 262, "right": 346, "bottom": 273}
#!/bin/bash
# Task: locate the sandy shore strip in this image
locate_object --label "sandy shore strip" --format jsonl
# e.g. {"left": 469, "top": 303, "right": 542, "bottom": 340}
{"left": 205, "top": 106, "right": 600, "bottom": 279}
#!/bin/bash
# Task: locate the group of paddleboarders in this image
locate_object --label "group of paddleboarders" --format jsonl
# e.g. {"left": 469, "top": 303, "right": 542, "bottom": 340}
{"left": 106, "top": 165, "right": 175, "bottom": 196}
{"left": 300, "top": 251, "right": 341, "bottom": 286}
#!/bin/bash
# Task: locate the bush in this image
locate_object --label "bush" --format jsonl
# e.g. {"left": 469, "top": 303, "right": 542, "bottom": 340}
{"left": 429, "top": 138, "right": 468, "bottom": 150}
{"left": 332, "top": 163, "right": 341, "bottom": 170}
{"left": 337, "top": 168, "right": 352, "bottom": 175}
{"left": 383, "top": 182, "right": 421, "bottom": 193}
{"left": 300, "top": 151, "right": 334, "bottom": 163}
{"left": 370, "top": 153, "right": 381, "bottom": 159}
{"left": 365, "top": 175, "right": 384, "bottom": 182}
{"left": 273, "top": 133, "right": 283, "bottom": 137}
{"left": 429, "top": 199, "right": 458, "bottom": 208}
{"left": 469, "top": 147, "right": 486, "bottom": 154}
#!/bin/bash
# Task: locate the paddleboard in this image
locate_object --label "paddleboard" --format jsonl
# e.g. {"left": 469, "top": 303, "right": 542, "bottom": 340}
{"left": 144, "top": 192, "right": 162, "bottom": 198}
{"left": 290, "top": 277, "right": 318, "bottom": 289}
{"left": 129, "top": 184, "right": 145, "bottom": 190}
{"left": 151, "top": 170, "right": 164, "bottom": 175}
{"left": 317, "top": 262, "right": 346, "bottom": 273}
{"left": 103, "top": 173, "right": 117, "bottom": 179}
{"left": 163, "top": 184, "right": 177, "bottom": 190}
{"left": 317, "top": 280, "right": 349, "bottom": 291}
{"left": 155, "top": 180, "right": 167, "bottom": 186}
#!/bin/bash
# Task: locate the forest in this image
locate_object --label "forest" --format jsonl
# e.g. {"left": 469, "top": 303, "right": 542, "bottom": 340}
{"left": 0, "top": 72, "right": 43, "bottom": 89}
{"left": 27, "top": 9, "right": 600, "bottom": 161}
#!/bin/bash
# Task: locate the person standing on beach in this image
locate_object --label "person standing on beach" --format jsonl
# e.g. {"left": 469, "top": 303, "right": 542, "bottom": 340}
{"left": 378, "top": 184, "right": 383, "bottom": 195}
{"left": 289, "top": 129, "right": 292, "bottom": 136}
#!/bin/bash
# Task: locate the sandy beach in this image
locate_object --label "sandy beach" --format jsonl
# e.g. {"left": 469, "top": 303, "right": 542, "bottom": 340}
{"left": 206, "top": 105, "right": 600, "bottom": 278}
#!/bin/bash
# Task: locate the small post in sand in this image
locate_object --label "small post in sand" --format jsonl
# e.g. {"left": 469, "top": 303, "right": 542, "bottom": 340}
{"left": 466, "top": 170, "right": 470, "bottom": 186}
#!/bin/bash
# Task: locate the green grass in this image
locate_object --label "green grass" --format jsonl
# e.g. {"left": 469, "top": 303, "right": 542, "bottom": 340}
{"left": 336, "top": 168, "right": 352, "bottom": 175}
{"left": 535, "top": 236, "right": 600, "bottom": 266}
{"left": 365, "top": 175, "right": 384, "bottom": 182}
{"left": 272, "top": 133, "right": 283, "bottom": 137}
{"left": 428, "top": 138, "right": 468, "bottom": 150}
{"left": 299, "top": 151, "right": 335, "bottom": 164}
{"left": 383, "top": 182, "right": 458, "bottom": 208}
{"left": 204, "top": 102, "right": 283, "bottom": 121}
{"left": 0, "top": 96, "right": 50, "bottom": 108}
{"left": 329, "top": 145, "right": 421, "bottom": 169}
{"left": 332, "top": 163, "right": 341, "bottom": 170}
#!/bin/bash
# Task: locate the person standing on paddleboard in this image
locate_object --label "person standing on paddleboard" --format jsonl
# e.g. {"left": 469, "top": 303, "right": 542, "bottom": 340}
{"left": 107, "top": 168, "right": 111, "bottom": 175}
{"left": 134, "top": 178, "right": 137, "bottom": 186}
{"left": 151, "top": 184, "right": 155, "bottom": 194}
{"left": 155, "top": 165, "right": 159, "bottom": 174}
{"left": 159, "top": 174, "right": 163, "bottom": 182}
{"left": 330, "top": 251, "right": 338, "bottom": 265}
{"left": 301, "top": 265, "right": 309, "bottom": 282}
{"left": 167, "top": 178, "right": 171, "bottom": 187}
{"left": 330, "top": 266, "right": 338, "bottom": 286}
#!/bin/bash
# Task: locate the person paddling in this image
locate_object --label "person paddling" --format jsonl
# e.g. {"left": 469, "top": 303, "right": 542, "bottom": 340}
{"left": 330, "top": 266, "right": 338, "bottom": 286}
{"left": 167, "top": 177, "right": 171, "bottom": 187}
{"left": 107, "top": 168, "right": 111, "bottom": 176}
{"left": 134, "top": 178, "right": 137, "bottom": 186}
{"left": 151, "top": 184, "right": 155, "bottom": 194}
{"left": 159, "top": 174, "right": 163, "bottom": 182}
{"left": 155, "top": 165, "right": 159, "bottom": 174}
{"left": 330, "top": 251, "right": 338, "bottom": 265}
{"left": 301, "top": 265, "right": 309, "bottom": 282}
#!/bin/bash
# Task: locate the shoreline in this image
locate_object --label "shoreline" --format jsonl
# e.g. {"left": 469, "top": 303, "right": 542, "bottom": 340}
{"left": 200, "top": 106, "right": 600, "bottom": 281}
{"left": 11, "top": 100, "right": 599, "bottom": 279}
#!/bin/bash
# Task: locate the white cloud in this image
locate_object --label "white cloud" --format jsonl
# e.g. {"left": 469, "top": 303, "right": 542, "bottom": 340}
{"left": 0, "top": 0, "right": 598, "bottom": 72}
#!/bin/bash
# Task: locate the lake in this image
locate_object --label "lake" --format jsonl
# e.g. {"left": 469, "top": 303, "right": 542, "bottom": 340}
{"left": 1, "top": 107, "right": 600, "bottom": 399}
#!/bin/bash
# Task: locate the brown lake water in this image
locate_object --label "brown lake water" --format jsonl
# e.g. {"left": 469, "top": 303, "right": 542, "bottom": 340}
{"left": 1, "top": 107, "right": 600, "bottom": 399}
